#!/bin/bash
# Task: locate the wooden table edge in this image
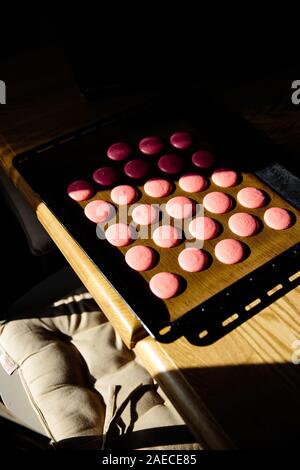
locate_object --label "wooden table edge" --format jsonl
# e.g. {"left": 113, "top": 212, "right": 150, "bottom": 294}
{"left": 135, "top": 336, "right": 235, "bottom": 449}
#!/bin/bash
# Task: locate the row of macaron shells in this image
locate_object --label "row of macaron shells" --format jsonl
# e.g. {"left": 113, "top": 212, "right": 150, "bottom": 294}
{"left": 67, "top": 129, "right": 244, "bottom": 204}
{"left": 77, "top": 132, "right": 218, "bottom": 190}
{"left": 68, "top": 170, "right": 292, "bottom": 234}
{"left": 105, "top": 132, "right": 216, "bottom": 179}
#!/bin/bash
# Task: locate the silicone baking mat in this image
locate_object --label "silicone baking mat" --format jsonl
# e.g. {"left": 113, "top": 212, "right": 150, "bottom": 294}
{"left": 13, "top": 93, "right": 300, "bottom": 342}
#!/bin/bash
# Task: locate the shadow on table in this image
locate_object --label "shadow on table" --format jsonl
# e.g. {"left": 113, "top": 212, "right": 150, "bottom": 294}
{"left": 155, "top": 360, "right": 300, "bottom": 449}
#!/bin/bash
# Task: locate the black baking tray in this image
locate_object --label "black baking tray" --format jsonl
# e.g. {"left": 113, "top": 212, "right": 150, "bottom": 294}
{"left": 13, "top": 92, "right": 300, "bottom": 343}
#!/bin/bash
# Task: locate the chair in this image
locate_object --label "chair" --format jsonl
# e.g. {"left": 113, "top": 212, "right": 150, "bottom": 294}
{"left": 0, "top": 267, "right": 201, "bottom": 450}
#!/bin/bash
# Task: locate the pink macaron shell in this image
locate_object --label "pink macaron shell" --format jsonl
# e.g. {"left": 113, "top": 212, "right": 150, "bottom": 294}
{"left": 84, "top": 200, "right": 115, "bottom": 223}
{"left": 111, "top": 185, "right": 138, "bottom": 205}
{"left": 93, "top": 166, "right": 119, "bottom": 186}
{"left": 264, "top": 207, "right": 293, "bottom": 230}
{"left": 67, "top": 180, "right": 94, "bottom": 201}
{"left": 107, "top": 142, "right": 132, "bottom": 161}
{"left": 166, "top": 196, "right": 195, "bottom": 220}
{"left": 124, "top": 159, "right": 150, "bottom": 179}
{"left": 125, "top": 245, "right": 156, "bottom": 271}
{"left": 211, "top": 168, "right": 239, "bottom": 188}
{"left": 132, "top": 204, "right": 159, "bottom": 225}
{"left": 192, "top": 150, "right": 215, "bottom": 169}
{"left": 179, "top": 173, "right": 208, "bottom": 193}
{"left": 189, "top": 216, "right": 219, "bottom": 240}
{"left": 203, "top": 192, "right": 232, "bottom": 214}
{"left": 228, "top": 213, "right": 259, "bottom": 237}
{"left": 153, "top": 225, "right": 181, "bottom": 248}
{"left": 149, "top": 272, "right": 181, "bottom": 299}
{"left": 237, "top": 187, "right": 266, "bottom": 209}
{"left": 105, "top": 223, "right": 134, "bottom": 247}
{"left": 158, "top": 154, "right": 184, "bottom": 175}
{"left": 139, "top": 136, "right": 164, "bottom": 155}
{"left": 144, "top": 178, "right": 173, "bottom": 198}
{"left": 170, "top": 132, "right": 192, "bottom": 150}
{"left": 178, "top": 248, "right": 208, "bottom": 272}
{"left": 215, "top": 239, "right": 246, "bottom": 264}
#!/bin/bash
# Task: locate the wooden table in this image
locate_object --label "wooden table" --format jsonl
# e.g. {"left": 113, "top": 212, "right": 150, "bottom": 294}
{"left": 1, "top": 48, "right": 300, "bottom": 449}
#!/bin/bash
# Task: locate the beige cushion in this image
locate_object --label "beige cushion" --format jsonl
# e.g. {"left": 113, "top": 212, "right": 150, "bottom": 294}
{"left": 0, "top": 288, "right": 201, "bottom": 450}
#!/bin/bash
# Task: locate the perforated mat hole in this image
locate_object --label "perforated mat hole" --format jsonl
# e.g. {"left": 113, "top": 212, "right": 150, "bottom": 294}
{"left": 245, "top": 298, "right": 261, "bottom": 311}
{"left": 36, "top": 145, "right": 54, "bottom": 153}
{"left": 222, "top": 313, "right": 239, "bottom": 327}
{"left": 289, "top": 271, "right": 300, "bottom": 282}
{"left": 80, "top": 126, "right": 97, "bottom": 135}
{"left": 159, "top": 325, "right": 171, "bottom": 336}
{"left": 199, "top": 330, "right": 208, "bottom": 339}
{"left": 59, "top": 136, "right": 76, "bottom": 144}
{"left": 267, "top": 284, "right": 283, "bottom": 296}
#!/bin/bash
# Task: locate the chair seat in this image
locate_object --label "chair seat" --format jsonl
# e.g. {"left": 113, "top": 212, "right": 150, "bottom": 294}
{"left": 0, "top": 279, "right": 201, "bottom": 450}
